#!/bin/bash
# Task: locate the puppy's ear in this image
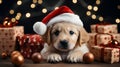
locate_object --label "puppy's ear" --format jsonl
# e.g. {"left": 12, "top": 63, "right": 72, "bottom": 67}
{"left": 42, "top": 26, "right": 51, "bottom": 45}
{"left": 78, "top": 27, "right": 89, "bottom": 46}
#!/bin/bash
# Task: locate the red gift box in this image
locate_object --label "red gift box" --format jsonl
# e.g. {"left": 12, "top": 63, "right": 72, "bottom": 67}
{"left": 91, "top": 23, "right": 117, "bottom": 33}
{"left": 17, "top": 34, "right": 44, "bottom": 58}
{"left": 88, "top": 33, "right": 120, "bottom": 50}
{"left": 91, "top": 46, "right": 119, "bottom": 64}
{"left": 0, "top": 26, "right": 24, "bottom": 55}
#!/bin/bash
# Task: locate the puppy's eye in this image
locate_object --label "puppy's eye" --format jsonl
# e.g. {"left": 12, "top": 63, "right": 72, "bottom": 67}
{"left": 69, "top": 31, "right": 74, "bottom": 35}
{"left": 54, "top": 30, "right": 60, "bottom": 36}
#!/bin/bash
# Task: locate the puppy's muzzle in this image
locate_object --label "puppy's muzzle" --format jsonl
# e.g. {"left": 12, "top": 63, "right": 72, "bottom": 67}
{"left": 59, "top": 40, "right": 68, "bottom": 49}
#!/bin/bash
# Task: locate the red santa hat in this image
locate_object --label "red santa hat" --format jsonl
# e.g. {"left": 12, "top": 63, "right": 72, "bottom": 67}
{"left": 33, "top": 6, "right": 83, "bottom": 35}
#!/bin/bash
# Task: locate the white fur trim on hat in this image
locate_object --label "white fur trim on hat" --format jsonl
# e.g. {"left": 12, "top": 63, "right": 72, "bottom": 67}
{"left": 47, "top": 13, "right": 83, "bottom": 26}
{"left": 33, "top": 22, "right": 47, "bottom": 35}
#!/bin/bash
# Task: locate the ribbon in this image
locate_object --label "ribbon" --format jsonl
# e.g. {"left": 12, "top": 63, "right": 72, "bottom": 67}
{"left": 94, "top": 33, "right": 113, "bottom": 46}
{"left": 99, "top": 39, "right": 120, "bottom": 48}
{"left": 95, "top": 22, "right": 110, "bottom": 33}
{"left": 18, "top": 34, "right": 44, "bottom": 58}
{"left": 99, "top": 39, "right": 120, "bottom": 62}
{"left": 101, "top": 47, "right": 105, "bottom": 62}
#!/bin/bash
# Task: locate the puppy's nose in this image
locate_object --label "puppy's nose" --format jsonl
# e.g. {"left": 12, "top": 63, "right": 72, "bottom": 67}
{"left": 60, "top": 40, "right": 68, "bottom": 45}
{"left": 60, "top": 40, "right": 68, "bottom": 49}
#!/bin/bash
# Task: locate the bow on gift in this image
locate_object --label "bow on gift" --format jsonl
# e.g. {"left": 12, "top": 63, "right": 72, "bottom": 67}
{"left": 0, "top": 17, "right": 18, "bottom": 27}
{"left": 99, "top": 39, "right": 120, "bottom": 62}
{"left": 100, "top": 39, "right": 120, "bottom": 48}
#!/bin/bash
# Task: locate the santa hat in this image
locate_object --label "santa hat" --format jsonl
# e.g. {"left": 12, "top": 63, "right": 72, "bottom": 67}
{"left": 33, "top": 6, "right": 83, "bottom": 35}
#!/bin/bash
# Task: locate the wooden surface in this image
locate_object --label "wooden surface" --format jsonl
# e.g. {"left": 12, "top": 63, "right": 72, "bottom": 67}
{"left": 0, "top": 58, "right": 120, "bottom": 67}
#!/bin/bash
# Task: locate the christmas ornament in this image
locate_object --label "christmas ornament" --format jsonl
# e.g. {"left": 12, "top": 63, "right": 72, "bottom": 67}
{"left": 108, "top": 39, "right": 119, "bottom": 47}
{"left": 3, "top": 17, "right": 11, "bottom": 27}
{"left": 83, "top": 52, "right": 94, "bottom": 64}
{"left": 1, "top": 52, "right": 8, "bottom": 59}
{"left": 31, "top": 52, "right": 42, "bottom": 63}
{"left": 11, "top": 54, "right": 24, "bottom": 66}
{"left": 11, "top": 51, "right": 21, "bottom": 57}
{"left": 2, "top": 17, "right": 18, "bottom": 27}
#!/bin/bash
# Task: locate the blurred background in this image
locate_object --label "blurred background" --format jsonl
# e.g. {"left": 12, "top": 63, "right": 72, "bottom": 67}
{"left": 0, "top": 0, "right": 120, "bottom": 33}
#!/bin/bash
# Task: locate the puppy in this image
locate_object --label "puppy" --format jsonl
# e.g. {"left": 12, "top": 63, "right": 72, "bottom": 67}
{"left": 41, "top": 21, "right": 90, "bottom": 63}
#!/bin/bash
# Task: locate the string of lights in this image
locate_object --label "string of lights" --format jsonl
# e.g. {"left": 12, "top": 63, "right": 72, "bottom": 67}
{"left": 0, "top": 0, "right": 119, "bottom": 23}
{"left": 78, "top": 0, "right": 120, "bottom": 23}
{"left": 0, "top": 0, "right": 64, "bottom": 22}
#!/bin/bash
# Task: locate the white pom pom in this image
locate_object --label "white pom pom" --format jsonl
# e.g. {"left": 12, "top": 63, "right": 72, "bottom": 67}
{"left": 33, "top": 22, "right": 47, "bottom": 35}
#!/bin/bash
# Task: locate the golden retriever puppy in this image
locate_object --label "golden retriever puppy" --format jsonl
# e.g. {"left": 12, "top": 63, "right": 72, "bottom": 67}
{"left": 41, "top": 21, "right": 90, "bottom": 63}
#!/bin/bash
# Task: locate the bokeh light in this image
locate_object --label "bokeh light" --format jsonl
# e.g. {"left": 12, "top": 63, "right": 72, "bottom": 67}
{"left": 38, "top": 0, "right": 43, "bottom": 4}
{"left": 93, "top": 6, "right": 98, "bottom": 11}
{"left": 115, "top": 18, "right": 120, "bottom": 23}
{"left": 9, "top": 9, "right": 14, "bottom": 15}
{"left": 72, "top": 0, "right": 77, "bottom": 4}
{"left": 91, "top": 14, "right": 96, "bottom": 19}
{"left": 30, "top": 3, "right": 36, "bottom": 8}
{"left": 33, "top": 0, "right": 37, "bottom": 3}
{"left": 98, "top": 16, "right": 104, "bottom": 21}
{"left": 42, "top": 8, "right": 47, "bottom": 13}
{"left": 117, "top": 5, "right": 120, "bottom": 10}
{"left": 17, "top": 0, "right": 22, "bottom": 5}
{"left": 86, "top": 11, "right": 91, "bottom": 16}
{"left": 96, "top": 0, "right": 101, "bottom": 5}
{"left": 0, "top": 0, "right": 2, "bottom": 4}
{"left": 26, "top": 13, "right": 31, "bottom": 18}
{"left": 87, "top": 5, "right": 92, "bottom": 10}
{"left": 11, "top": 18, "right": 16, "bottom": 22}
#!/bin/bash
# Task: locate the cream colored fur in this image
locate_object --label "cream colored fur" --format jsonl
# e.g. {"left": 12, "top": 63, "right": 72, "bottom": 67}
{"left": 41, "top": 22, "right": 89, "bottom": 62}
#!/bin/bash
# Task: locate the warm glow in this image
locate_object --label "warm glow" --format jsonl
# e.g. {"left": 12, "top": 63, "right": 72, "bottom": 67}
{"left": 3, "top": 21, "right": 8, "bottom": 26}
{"left": 54, "top": 7, "right": 59, "bottom": 10}
{"left": 0, "top": 0, "right": 2, "bottom": 4}
{"left": 91, "top": 14, "right": 96, "bottom": 19}
{"left": 7, "top": 23, "right": 11, "bottom": 26}
{"left": 17, "top": 0, "right": 22, "bottom": 5}
{"left": 42, "top": 8, "right": 47, "bottom": 13}
{"left": 86, "top": 11, "right": 91, "bottom": 16}
{"left": 33, "top": 0, "right": 37, "bottom": 3}
{"left": 115, "top": 18, "right": 120, "bottom": 23}
{"left": 93, "top": 6, "right": 98, "bottom": 11}
{"left": 30, "top": 3, "right": 36, "bottom": 8}
{"left": 72, "top": 0, "right": 77, "bottom": 4}
{"left": 96, "top": 0, "right": 101, "bottom": 5}
{"left": 98, "top": 16, "right": 104, "bottom": 21}
{"left": 9, "top": 9, "right": 14, "bottom": 15}
{"left": 26, "top": 13, "right": 31, "bottom": 18}
{"left": 11, "top": 18, "right": 16, "bottom": 22}
{"left": 38, "top": 0, "right": 43, "bottom": 4}
{"left": 87, "top": 5, "right": 92, "bottom": 10}
{"left": 16, "top": 13, "right": 22, "bottom": 20}
{"left": 17, "top": 13, "right": 22, "bottom": 17}
{"left": 15, "top": 15, "right": 21, "bottom": 20}
{"left": 117, "top": 5, "right": 120, "bottom": 10}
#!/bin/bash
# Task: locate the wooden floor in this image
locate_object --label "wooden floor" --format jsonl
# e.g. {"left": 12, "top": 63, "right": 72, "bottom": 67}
{"left": 0, "top": 58, "right": 120, "bottom": 67}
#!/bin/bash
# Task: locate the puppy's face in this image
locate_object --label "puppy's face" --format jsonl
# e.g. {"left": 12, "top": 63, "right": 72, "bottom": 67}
{"left": 51, "top": 22, "right": 80, "bottom": 51}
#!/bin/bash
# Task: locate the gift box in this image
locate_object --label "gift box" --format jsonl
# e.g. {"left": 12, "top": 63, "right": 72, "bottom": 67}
{"left": 0, "top": 26, "right": 24, "bottom": 55}
{"left": 17, "top": 34, "right": 44, "bottom": 58}
{"left": 91, "top": 46, "right": 119, "bottom": 64}
{"left": 91, "top": 24, "right": 118, "bottom": 33}
{"left": 88, "top": 33, "right": 120, "bottom": 48}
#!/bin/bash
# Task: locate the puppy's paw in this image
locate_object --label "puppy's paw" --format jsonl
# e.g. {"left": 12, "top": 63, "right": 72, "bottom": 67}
{"left": 47, "top": 53, "right": 62, "bottom": 63}
{"left": 67, "top": 51, "right": 82, "bottom": 63}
